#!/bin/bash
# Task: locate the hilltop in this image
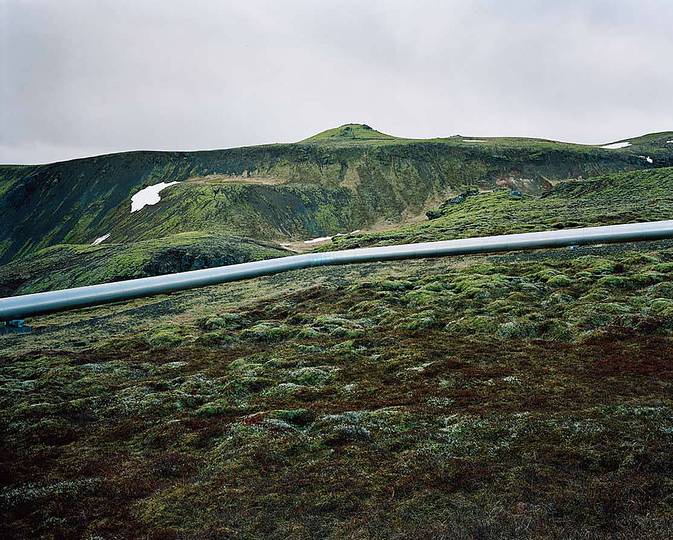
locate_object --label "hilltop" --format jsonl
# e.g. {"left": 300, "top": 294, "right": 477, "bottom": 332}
{"left": 300, "top": 123, "right": 401, "bottom": 143}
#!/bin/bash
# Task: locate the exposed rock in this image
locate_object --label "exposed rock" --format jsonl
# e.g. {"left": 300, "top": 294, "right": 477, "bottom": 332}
{"left": 496, "top": 174, "right": 553, "bottom": 195}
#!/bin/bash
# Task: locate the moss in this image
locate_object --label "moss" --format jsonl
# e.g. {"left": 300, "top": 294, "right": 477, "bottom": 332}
{"left": 194, "top": 399, "right": 237, "bottom": 417}
{"left": 289, "top": 367, "right": 334, "bottom": 386}
{"left": 547, "top": 274, "right": 573, "bottom": 287}
{"left": 197, "top": 312, "right": 246, "bottom": 331}
{"left": 541, "top": 319, "right": 575, "bottom": 341}
{"left": 329, "top": 339, "right": 359, "bottom": 355}
{"left": 241, "top": 322, "right": 293, "bottom": 342}
{"left": 147, "top": 326, "right": 188, "bottom": 348}
{"left": 398, "top": 312, "right": 439, "bottom": 331}
{"left": 498, "top": 318, "right": 541, "bottom": 339}
{"left": 597, "top": 275, "right": 630, "bottom": 288}
{"left": 377, "top": 279, "right": 415, "bottom": 291}
{"left": 261, "top": 382, "right": 309, "bottom": 398}
{"left": 446, "top": 315, "right": 496, "bottom": 335}
{"left": 313, "top": 315, "right": 365, "bottom": 338}
{"left": 646, "top": 298, "right": 673, "bottom": 318}
{"left": 652, "top": 262, "right": 673, "bottom": 273}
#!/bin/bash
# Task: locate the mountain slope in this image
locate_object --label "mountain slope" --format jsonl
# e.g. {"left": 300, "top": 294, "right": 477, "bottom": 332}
{"left": 2, "top": 126, "right": 672, "bottom": 265}
{"left": 326, "top": 166, "right": 673, "bottom": 250}
{"left": 4, "top": 166, "right": 673, "bottom": 295}
{"left": 0, "top": 232, "right": 289, "bottom": 297}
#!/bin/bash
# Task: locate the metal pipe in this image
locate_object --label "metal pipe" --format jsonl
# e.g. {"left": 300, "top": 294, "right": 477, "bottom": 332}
{"left": 2, "top": 220, "right": 673, "bottom": 322}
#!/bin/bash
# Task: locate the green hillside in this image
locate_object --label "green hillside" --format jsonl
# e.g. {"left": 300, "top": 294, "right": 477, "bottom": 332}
{"left": 0, "top": 232, "right": 289, "bottom": 297}
{"left": 4, "top": 166, "right": 673, "bottom": 295}
{"left": 2, "top": 125, "right": 672, "bottom": 265}
{"left": 326, "top": 167, "right": 673, "bottom": 250}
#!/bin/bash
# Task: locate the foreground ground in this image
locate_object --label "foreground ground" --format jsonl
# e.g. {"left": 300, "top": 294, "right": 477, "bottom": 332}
{"left": 2, "top": 237, "right": 673, "bottom": 538}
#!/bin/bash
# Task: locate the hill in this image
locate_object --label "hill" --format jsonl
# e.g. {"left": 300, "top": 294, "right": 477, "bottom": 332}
{"left": 300, "top": 123, "right": 400, "bottom": 142}
{"left": 0, "top": 232, "right": 289, "bottom": 297}
{"left": 2, "top": 125, "right": 672, "bottom": 265}
{"left": 3, "top": 166, "right": 673, "bottom": 295}
{"left": 326, "top": 167, "right": 673, "bottom": 250}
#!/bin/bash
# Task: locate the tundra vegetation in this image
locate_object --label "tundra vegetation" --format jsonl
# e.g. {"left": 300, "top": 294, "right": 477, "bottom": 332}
{"left": 1, "top": 127, "right": 673, "bottom": 538}
{"left": 2, "top": 239, "right": 673, "bottom": 538}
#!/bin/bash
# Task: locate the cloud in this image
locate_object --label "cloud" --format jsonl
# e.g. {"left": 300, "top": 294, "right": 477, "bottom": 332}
{"left": 1, "top": 0, "right": 672, "bottom": 163}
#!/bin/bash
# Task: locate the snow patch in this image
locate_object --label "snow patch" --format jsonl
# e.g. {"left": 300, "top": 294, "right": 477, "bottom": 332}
{"left": 463, "top": 139, "right": 486, "bottom": 143}
{"left": 600, "top": 141, "right": 631, "bottom": 150}
{"left": 303, "top": 230, "right": 361, "bottom": 244}
{"left": 667, "top": 140, "right": 673, "bottom": 144}
{"left": 334, "top": 230, "right": 361, "bottom": 238}
{"left": 131, "top": 181, "right": 180, "bottom": 212}
{"left": 91, "top": 234, "right": 110, "bottom": 246}
{"left": 304, "top": 236, "right": 332, "bottom": 244}
{"left": 639, "top": 155, "right": 654, "bottom": 164}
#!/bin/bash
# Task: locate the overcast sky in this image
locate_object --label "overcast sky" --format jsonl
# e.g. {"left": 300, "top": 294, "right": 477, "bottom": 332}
{"left": 1, "top": 0, "right": 672, "bottom": 164}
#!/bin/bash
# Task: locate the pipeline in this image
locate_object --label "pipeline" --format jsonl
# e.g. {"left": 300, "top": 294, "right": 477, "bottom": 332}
{"left": 3, "top": 220, "right": 673, "bottom": 323}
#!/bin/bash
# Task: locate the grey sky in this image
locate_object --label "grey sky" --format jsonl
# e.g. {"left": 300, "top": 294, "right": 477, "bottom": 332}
{"left": 1, "top": 0, "right": 672, "bottom": 164}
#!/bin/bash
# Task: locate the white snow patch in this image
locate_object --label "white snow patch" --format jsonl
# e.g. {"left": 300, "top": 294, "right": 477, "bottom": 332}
{"left": 334, "top": 230, "right": 361, "bottom": 238}
{"left": 600, "top": 141, "right": 631, "bottom": 150}
{"left": 463, "top": 139, "right": 487, "bottom": 143}
{"left": 304, "top": 236, "right": 332, "bottom": 244}
{"left": 303, "top": 230, "right": 360, "bottom": 244}
{"left": 639, "top": 155, "right": 654, "bottom": 164}
{"left": 667, "top": 140, "right": 673, "bottom": 144}
{"left": 131, "top": 181, "right": 180, "bottom": 212}
{"left": 91, "top": 234, "right": 110, "bottom": 246}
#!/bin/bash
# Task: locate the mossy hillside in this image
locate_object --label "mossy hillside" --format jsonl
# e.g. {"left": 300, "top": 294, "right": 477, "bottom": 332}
{"left": 100, "top": 182, "right": 358, "bottom": 244}
{"left": 0, "top": 232, "right": 289, "bottom": 296}
{"left": 3, "top": 126, "right": 671, "bottom": 264}
{"left": 0, "top": 166, "right": 27, "bottom": 198}
{"left": 4, "top": 166, "right": 673, "bottom": 296}
{"left": 326, "top": 167, "right": 673, "bottom": 250}
{"left": 2, "top": 239, "right": 673, "bottom": 537}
